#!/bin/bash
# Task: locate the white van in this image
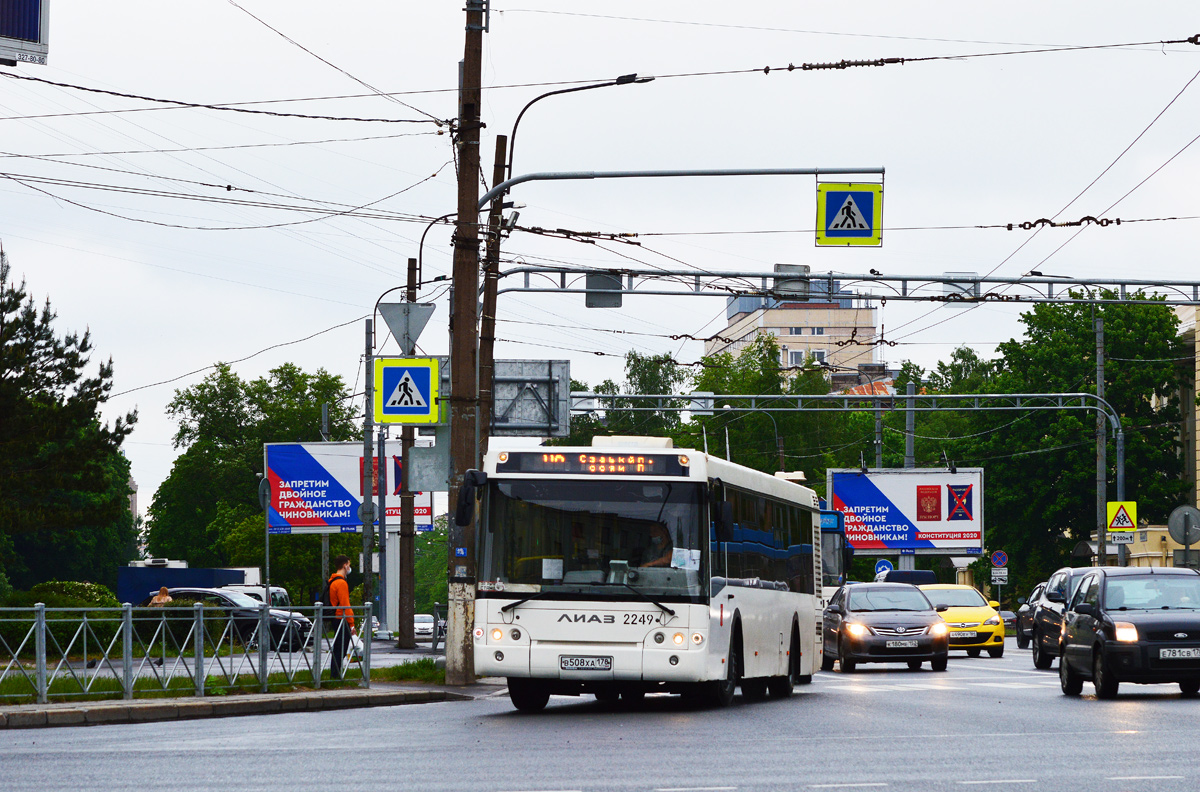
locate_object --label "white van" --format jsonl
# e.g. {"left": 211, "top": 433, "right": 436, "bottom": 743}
{"left": 222, "top": 585, "right": 291, "bottom": 608}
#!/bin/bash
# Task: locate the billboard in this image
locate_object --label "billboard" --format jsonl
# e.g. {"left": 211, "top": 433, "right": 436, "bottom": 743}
{"left": 826, "top": 468, "right": 984, "bottom": 554}
{"left": 1, "top": 0, "right": 50, "bottom": 65}
{"left": 264, "top": 442, "right": 434, "bottom": 535}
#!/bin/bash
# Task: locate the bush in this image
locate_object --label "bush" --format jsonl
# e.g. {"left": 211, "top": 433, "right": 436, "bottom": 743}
{"left": 30, "top": 581, "right": 119, "bottom": 607}
{"left": 0, "top": 591, "right": 121, "bottom": 656}
{"left": 133, "top": 598, "right": 237, "bottom": 650}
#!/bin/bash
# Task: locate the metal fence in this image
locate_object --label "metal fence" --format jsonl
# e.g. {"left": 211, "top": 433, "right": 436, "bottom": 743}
{"left": 0, "top": 602, "right": 372, "bottom": 704}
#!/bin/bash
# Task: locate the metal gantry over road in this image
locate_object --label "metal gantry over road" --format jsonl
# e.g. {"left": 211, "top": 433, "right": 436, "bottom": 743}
{"left": 494, "top": 265, "right": 1200, "bottom": 306}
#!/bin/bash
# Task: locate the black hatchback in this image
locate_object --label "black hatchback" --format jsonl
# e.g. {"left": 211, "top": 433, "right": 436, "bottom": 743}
{"left": 822, "top": 583, "right": 950, "bottom": 672}
{"left": 1059, "top": 567, "right": 1200, "bottom": 698}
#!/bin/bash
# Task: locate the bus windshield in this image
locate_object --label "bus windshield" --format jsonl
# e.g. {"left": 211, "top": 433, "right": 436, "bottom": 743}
{"left": 479, "top": 479, "right": 706, "bottom": 601}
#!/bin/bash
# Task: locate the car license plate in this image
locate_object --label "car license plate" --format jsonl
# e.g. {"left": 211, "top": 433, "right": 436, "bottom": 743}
{"left": 1159, "top": 647, "right": 1200, "bottom": 659}
{"left": 886, "top": 640, "right": 919, "bottom": 648}
{"left": 950, "top": 631, "right": 977, "bottom": 639}
{"left": 560, "top": 655, "right": 613, "bottom": 671}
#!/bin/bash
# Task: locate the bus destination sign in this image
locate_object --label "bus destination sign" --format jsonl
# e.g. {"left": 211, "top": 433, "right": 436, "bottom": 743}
{"left": 496, "top": 452, "right": 686, "bottom": 477}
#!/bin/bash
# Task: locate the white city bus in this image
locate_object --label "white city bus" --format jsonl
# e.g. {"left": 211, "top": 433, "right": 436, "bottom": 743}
{"left": 462, "top": 436, "right": 824, "bottom": 712}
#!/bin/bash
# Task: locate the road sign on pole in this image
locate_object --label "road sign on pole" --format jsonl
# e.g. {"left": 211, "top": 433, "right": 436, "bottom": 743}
{"left": 374, "top": 358, "right": 441, "bottom": 424}
{"left": 1107, "top": 501, "right": 1136, "bottom": 544}
{"left": 874, "top": 559, "right": 893, "bottom": 577}
{"left": 990, "top": 550, "right": 1008, "bottom": 568}
{"left": 991, "top": 567, "right": 1008, "bottom": 585}
{"left": 816, "top": 182, "right": 883, "bottom": 247}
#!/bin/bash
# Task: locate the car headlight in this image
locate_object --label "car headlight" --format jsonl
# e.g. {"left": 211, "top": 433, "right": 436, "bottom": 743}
{"left": 1114, "top": 622, "right": 1139, "bottom": 643}
{"left": 983, "top": 616, "right": 1001, "bottom": 626}
{"left": 929, "top": 622, "right": 948, "bottom": 637}
{"left": 844, "top": 622, "right": 869, "bottom": 638}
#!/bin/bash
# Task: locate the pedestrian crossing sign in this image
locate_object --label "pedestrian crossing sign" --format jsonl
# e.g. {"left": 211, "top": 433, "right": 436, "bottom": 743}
{"left": 375, "top": 357, "right": 440, "bottom": 424}
{"left": 1107, "top": 501, "right": 1137, "bottom": 532}
{"left": 816, "top": 182, "right": 883, "bottom": 247}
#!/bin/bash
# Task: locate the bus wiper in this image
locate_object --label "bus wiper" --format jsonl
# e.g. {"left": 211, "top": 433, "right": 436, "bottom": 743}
{"left": 598, "top": 581, "right": 676, "bottom": 618}
{"left": 499, "top": 591, "right": 554, "bottom": 613}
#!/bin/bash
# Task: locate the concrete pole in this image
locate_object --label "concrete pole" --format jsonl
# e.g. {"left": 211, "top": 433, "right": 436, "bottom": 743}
{"left": 363, "top": 319, "right": 375, "bottom": 604}
{"left": 377, "top": 426, "right": 387, "bottom": 630}
{"left": 905, "top": 381, "right": 915, "bottom": 469}
{"left": 446, "top": 0, "right": 486, "bottom": 686}
{"left": 874, "top": 400, "right": 883, "bottom": 469}
{"left": 478, "top": 134, "right": 508, "bottom": 459}
{"left": 1095, "top": 316, "right": 1108, "bottom": 567}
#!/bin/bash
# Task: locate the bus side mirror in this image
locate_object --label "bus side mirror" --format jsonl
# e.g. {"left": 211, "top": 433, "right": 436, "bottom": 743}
{"left": 455, "top": 470, "right": 487, "bottom": 527}
{"left": 715, "top": 502, "right": 734, "bottom": 541}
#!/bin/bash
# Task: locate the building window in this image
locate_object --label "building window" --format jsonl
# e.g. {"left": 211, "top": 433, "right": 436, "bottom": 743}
{"left": 789, "top": 350, "right": 805, "bottom": 366}
{"left": 811, "top": 350, "right": 827, "bottom": 363}
{"left": 813, "top": 327, "right": 825, "bottom": 335}
{"left": 791, "top": 327, "right": 805, "bottom": 335}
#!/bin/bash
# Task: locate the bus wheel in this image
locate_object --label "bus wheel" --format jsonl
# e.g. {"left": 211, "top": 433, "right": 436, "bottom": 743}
{"left": 710, "top": 638, "right": 741, "bottom": 707}
{"left": 769, "top": 631, "right": 800, "bottom": 697}
{"left": 594, "top": 689, "right": 619, "bottom": 705}
{"left": 620, "top": 689, "right": 646, "bottom": 707}
{"left": 741, "top": 678, "right": 767, "bottom": 701}
{"left": 507, "top": 678, "right": 549, "bottom": 713}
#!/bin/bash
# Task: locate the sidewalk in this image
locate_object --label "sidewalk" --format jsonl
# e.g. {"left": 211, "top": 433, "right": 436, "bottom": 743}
{"left": 0, "top": 680, "right": 502, "bottom": 730}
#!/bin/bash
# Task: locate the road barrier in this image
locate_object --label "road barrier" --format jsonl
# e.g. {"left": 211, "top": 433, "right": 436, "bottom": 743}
{"left": 0, "top": 601, "right": 372, "bottom": 704}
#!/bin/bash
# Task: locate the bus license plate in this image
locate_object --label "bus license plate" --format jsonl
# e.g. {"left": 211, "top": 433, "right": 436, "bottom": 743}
{"left": 561, "top": 655, "right": 613, "bottom": 671}
{"left": 886, "top": 640, "right": 918, "bottom": 649}
{"left": 1159, "top": 647, "right": 1200, "bottom": 659}
{"left": 950, "top": 631, "right": 977, "bottom": 639}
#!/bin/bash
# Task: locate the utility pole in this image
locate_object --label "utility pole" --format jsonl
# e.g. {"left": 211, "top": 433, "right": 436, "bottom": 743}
{"left": 446, "top": 0, "right": 486, "bottom": 686}
{"left": 320, "top": 403, "right": 329, "bottom": 587}
{"left": 904, "top": 381, "right": 916, "bottom": 469}
{"left": 1095, "top": 315, "right": 1109, "bottom": 567}
{"left": 478, "top": 134, "right": 508, "bottom": 457}
{"left": 362, "top": 320, "right": 375, "bottom": 605}
{"left": 397, "top": 257, "right": 418, "bottom": 649}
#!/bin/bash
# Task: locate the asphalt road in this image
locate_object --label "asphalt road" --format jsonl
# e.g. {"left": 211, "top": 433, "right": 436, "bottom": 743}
{"left": 6, "top": 638, "right": 1200, "bottom": 792}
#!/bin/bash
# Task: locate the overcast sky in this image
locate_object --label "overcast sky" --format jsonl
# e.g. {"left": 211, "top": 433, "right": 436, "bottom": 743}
{"left": 2, "top": 2, "right": 1197, "bottom": 514}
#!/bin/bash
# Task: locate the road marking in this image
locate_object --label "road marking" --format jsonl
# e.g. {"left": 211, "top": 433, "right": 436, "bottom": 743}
{"left": 808, "top": 785, "right": 888, "bottom": 789}
{"left": 957, "top": 782, "right": 1036, "bottom": 786}
{"left": 655, "top": 787, "right": 737, "bottom": 791}
{"left": 1106, "top": 777, "right": 1184, "bottom": 781}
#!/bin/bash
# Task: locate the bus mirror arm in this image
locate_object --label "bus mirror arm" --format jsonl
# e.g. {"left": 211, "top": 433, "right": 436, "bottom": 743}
{"left": 455, "top": 470, "right": 488, "bottom": 527}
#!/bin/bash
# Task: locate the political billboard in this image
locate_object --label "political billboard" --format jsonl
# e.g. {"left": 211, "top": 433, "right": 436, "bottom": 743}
{"left": 264, "top": 441, "right": 434, "bottom": 535}
{"left": 826, "top": 468, "right": 984, "bottom": 554}
{"left": 1, "top": 0, "right": 50, "bottom": 65}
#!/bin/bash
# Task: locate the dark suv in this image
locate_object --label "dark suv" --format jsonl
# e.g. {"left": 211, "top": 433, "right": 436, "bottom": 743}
{"left": 1015, "top": 582, "right": 1045, "bottom": 649}
{"left": 1059, "top": 567, "right": 1200, "bottom": 698}
{"left": 1029, "top": 566, "right": 1097, "bottom": 669}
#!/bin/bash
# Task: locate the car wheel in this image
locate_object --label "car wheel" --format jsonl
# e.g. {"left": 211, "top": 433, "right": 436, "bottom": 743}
{"left": 1016, "top": 624, "right": 1030, "bottom": 649}
{"left": 1059, "top": 653, "right": 1083, "bottom": 696}
{"left": 1032, "top": 631, "right": 1053, "bottom": 670}
{"left": 839, "top": 639, "right": 856, "bottom": 673}
{"left": 507, "top": 678, "right": 550, "bottom": 713}
{"left": 1093, "top": 651, "right": 1119, "bottom": 699}
{"left": 931, "top": 654, "right": 948, "bottom": 672}
{"left": 907, "top": 660, "right": 922, "bottom": 670}
{"left": 988, "top": 645, "right": 1004, "bottom": 659}
{"left": 1179, "top": 680, "right": 1200, "bottom": 697}
{"left": 966, "top": 648, "right": 981, "bottom": 658}
{"left": 741, "top": 678, "right": 767, "bottom": 701}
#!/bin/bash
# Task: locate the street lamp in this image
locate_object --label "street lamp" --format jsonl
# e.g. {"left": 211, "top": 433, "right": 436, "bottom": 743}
{"left": 506, "top": 73, "right": 655, "bottom": 184}
{"left": 720, "top": 404, "right": 786, "bottom": 471}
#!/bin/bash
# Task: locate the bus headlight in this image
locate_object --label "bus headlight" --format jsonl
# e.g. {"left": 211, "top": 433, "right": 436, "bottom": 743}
{"left": 491, "top": 628, "right": 504, "bottom": 641}
{"left": 691, "top": 633, "right": 704, "bottom": 646}
{"left": 673, "top": 632, "right": 685, "bottom": 646}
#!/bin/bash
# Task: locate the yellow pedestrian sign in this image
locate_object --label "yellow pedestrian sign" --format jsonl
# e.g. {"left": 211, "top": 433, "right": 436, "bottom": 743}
{"left": 374, "top": 357, "right": 440, "bottom": 424}
{"left": 816, "top": 182, "right": 883, "bottom": 247}
{"left": 1107, "top": 501, "right": 1137, "bottom": 532}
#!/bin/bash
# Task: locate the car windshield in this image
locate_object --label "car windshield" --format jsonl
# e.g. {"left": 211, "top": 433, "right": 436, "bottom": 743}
{"left": 923, "top": 588, "right": 988, "bottom": 608}
{"left": 1105, "top": 576, "right": 1200, "bottom": 610}
{"left": 848, "top": 588, "right": 931, "bottom": 612}
{"left": 219, "top": 591, "right": 262, "bottom": 608}
{"left": 414, "top": 615, "right": 434, "bottom": 623}
{"left": 479, "top": 479, "right": 705, "bottom": 601}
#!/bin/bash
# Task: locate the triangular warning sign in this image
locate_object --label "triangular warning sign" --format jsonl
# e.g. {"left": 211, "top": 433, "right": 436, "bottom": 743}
{"left": 1109, "top": 504, "right": 1134, "bottom": 530}
{"left": 385, "top": 370, "right": 427, "bottom": 409}
{"left": 829, "top": 195, "right": 869, "bottom": 230}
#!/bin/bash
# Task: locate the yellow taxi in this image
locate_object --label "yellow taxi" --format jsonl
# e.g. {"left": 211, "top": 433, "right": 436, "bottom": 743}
{"left": 919, "top": 584, "right": 1005, "bottom": 658}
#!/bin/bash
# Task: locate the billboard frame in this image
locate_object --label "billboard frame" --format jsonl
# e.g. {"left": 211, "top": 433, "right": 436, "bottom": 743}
{"left": 1, "top": 0, "right": 50, "bottom": 66}
{"left": 826, "top": 467, "right": 985, "bottom": 556}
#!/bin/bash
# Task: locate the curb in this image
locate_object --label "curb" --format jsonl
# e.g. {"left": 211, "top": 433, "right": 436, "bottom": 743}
{"left": 0, "top": 687, "right": 473, "bottom": 730}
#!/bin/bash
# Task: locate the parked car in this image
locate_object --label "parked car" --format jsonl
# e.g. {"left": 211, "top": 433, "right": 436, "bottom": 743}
{"left": 919, "top": 584, "right": 1005, "bottom": 658}
{"left": 1015, "top": 582, "right": 1046, "bottom": 649}
{"left": 822, "top": 583, "right": 950, "bottom": 672}
{"left": 1030, "top": 567, "right": 1098, "bottom": 669}
{"left": 221, "top": 584, "right": 291, "bottom": 609}
{"left": 1059, "top": 567, "right": 1200, "bottom": 698}
{"left": 141, "top": 587, "right": 311, "bottom": 651}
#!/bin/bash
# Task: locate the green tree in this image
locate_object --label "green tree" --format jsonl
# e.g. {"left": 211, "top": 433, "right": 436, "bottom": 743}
{"left": 147, "top": 362, "right": 357, "bottom": 566}
{"left": 414, "top": 516, "right": 448, "bottom": 613}
{"left": 0, "top": 251, "right": 137, "bottom": 590}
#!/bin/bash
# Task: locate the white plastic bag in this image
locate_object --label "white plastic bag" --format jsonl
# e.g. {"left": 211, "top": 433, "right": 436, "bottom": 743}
{"left": 348, "top": 634, "right": 364, "bottom": 662}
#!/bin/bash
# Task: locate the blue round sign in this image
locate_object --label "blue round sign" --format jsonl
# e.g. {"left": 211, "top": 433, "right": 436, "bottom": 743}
{"left": 874, "top": 559, "right": 893, "bottom": 576}
{"left": 990, "top": 550, "right": 1008, "bottom": 568}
